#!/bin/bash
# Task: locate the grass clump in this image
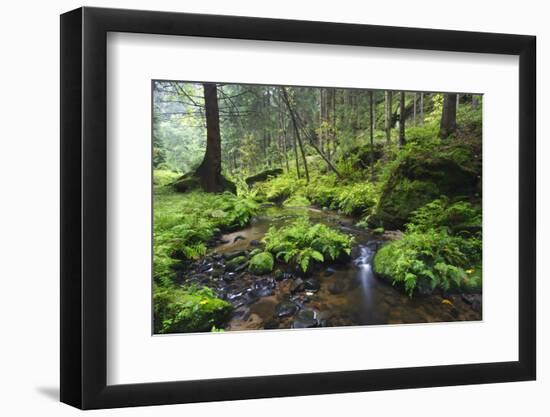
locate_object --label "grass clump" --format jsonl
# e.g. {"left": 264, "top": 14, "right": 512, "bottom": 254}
{"left": 263, "top": 217, "right": 353, "bottom": 273}
{"left": 153, "top": 285, "right": 233, "bottom": 334}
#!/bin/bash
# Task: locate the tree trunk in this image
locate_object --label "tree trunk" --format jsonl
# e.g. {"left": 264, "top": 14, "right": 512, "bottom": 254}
{"left": 281, "top": 87, "right": 309, "bottom": 182}
{"left": 420, "top": 92, "right": 424, "bottom": 123}
{"left": 399, "top": 91, "right": 406, "bottom": 147}
{"left": 440, "top": 93, "right": 457, "bottom": 139}
{"left": 413, "top": 92, "right": 417, "bottom": 125}
{"left": 369, "top": 90, "right": 375, "bottom": 166}
{"left": 385, "top": 90, "right": 392, "bottom": 144}
{"left": 194, "top": 83, "right": 225, "bottom": 192}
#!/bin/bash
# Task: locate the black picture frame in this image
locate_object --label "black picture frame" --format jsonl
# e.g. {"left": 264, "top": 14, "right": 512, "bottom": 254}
{"left": 60, "top": 6, "right": 536, "bottom": 410}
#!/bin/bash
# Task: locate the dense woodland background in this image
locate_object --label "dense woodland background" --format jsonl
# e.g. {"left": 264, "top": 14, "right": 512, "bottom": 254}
{"left": 152, "top": 81, "right": 483, "bottom": 334}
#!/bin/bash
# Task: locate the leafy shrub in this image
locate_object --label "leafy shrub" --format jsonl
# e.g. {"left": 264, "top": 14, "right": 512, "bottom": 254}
{"left": 153, "top": 285, "right": 233, "bottom": 334}
{"left": 408, "top": 197, "right": 481, "bottom": 235}
{"left": 373, "top": 228, "right": 481, "bottom": 296}
{"left": 373, "top": 198, "right": 482, "bottom": 296}
{"left": 254, "top": 174, "right": 306, "bottom": 202}
{"left": 306, "top": 180, "right": 378, "bottom": 216}
{"left": 337, "top": 182, "right": 378, "bottom": 215}
{"left": 306, "top": 181, "right": 340, "bottom": 209}
{"left": 283, "top": 194, "right": 311, "bottom": 207}
{"left": 263, "top": 217, "right": 353, "bottom": 273}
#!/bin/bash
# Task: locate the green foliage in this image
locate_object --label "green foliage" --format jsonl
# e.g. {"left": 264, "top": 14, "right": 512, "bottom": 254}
{"left": 153, "top": 169, "right": 182, "bottom": 187}
{"left": 457, "top": 100, "right": 483, "bottom": 136}
{"left": 337, "top": 182, "right": 378, "bottom": 215}
{"left": 248, "top": 252, "right": 274, "bottom": 275}
{"left": 153, "top": 175, "right": 259, "bottom": 286}
{"left": 263, "top": 217, "right": 353, "bottom": 273}
{"left": 153, "top": 285, "right": 233, "bottom": 334}
{"left": 373, "top": 228, "right": 481, "bottom": 296}
{"left": 254, "top": 174, "right": 306, "bottom": 202}
{"left": 370, "top": 138, "right": 480, "bottom": 229}
{"left": 283, "top": 194, "right": 311, "bottom": 207}
{"left": 373, "top": 197, "right": 482, "bottom": 296}
{"left": 305, "top": 178, "right": 378, "bottom": 217}
{"left": 408, "top": 197, "right": 481, "bottom": 235}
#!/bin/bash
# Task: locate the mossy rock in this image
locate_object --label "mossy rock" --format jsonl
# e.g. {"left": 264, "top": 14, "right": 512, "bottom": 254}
{"left": 248, "top": 252, "right": 274, "bottom": 275}
{"left": 225, "top": 255, "right": 248, "bottom": 272}
{"left": 153, "top": 286, "right": 233, "bottom": 334}
{"left": 249, "top": 248, "right": 263, "bottom": 258}
{"left": 172, "top": 172, "right": 236, "bottom": 194}
{"left": 370, "top": 142, "right": 480, "bottom": 229}
{"left": 245, "top": 168, "right": 284, "bottom": 187}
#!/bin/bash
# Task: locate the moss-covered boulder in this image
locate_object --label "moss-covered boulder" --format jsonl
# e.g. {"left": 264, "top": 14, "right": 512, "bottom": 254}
{"left": 248, "top": 252, "right": 274, "bottom": 275}
{"left": 153, "top": 286, "right": 232, "bottom": 334}
{"left": 172, "top": 172, "right": 236, "bottom": 194}
{"left": 245, "top": 168, "right": 284, "bottom": 187}
{"left": 225, "top": 255, "right": 248, "bottom": 272}
{"left": 370, "top": 141, "right": 480, "bottom": 229}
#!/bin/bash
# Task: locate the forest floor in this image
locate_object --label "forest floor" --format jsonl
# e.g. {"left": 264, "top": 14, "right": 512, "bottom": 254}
{"left": 153, "top": 132, "right": 483, "bottom": 334}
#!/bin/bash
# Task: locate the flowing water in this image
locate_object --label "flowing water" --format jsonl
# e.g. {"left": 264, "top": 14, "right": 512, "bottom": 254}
{"left": 207, "top": 205, "right": 481, "bottom": 331}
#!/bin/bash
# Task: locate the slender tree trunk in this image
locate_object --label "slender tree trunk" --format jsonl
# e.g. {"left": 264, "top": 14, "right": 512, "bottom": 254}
{"left": 456, "top": 93, "right": 460, "bottom": 112}
{"left": 372, "top": 91, "right": 376, "bottom": 131}
{"left": 369, "top": 90, "right": 375, "bottom": 166}
{"left": 195, "top": 82, "right": 224, "bottom": 192}
{"left": 281, "top": 87, "right": 309, "bottom": 182}
{"left": 399, "top": 91, "right": 406, "bottom": 147}
{"left": 413, "top": 92, "right": 417, "bottom": 125}
{"left": 280, "top": 108, "right": 290, "bottom": 173}
{"left": 440, "top": 93, "right": 457, "bottom": 139}
{"left": 420, "top": 92, "right": 424, "bottom": 124}
{"left": 385, "top": 90, "right": 392, "bottom": 144}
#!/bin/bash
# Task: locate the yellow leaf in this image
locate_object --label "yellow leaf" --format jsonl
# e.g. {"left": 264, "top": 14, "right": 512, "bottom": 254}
{"left": 199, "top": 300, "right": 209, "bottom": 305}
{"left": 465, "top": 269, "right": 474, "bottom": 274}
{"left": 441, "top": 299, "right": 453, "bottom": 306}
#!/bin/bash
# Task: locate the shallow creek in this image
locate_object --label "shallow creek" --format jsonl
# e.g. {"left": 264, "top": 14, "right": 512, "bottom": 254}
{"left": 197, "top": 205, "right": 481, "bottom": 331}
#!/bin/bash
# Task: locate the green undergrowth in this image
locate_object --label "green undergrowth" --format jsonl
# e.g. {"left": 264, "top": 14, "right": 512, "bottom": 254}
{"left": 263, "top": 217, "right": 354, "bottom": 273}
{"left": 154, "top": 170, "right": 259, "bottom": 286}
{"left": 153, "top": 285, "right": 233, "bottom": 334}
{"left": 254, "top": 172, "right": 379, "bottom": 218}
{"left": 373, "top": 198, "right": 482, "bottom": 296}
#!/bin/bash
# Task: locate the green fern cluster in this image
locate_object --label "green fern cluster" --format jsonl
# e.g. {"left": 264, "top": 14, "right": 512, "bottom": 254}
{"left": 373, "top": 198, "right": 482, "bottom": 296}
{"left": 254, "top": 175, "right": 307, "bottom": 202}
{"left": 153, "top": 183, "right": 259, "bottom": 286}
{"left": 153, "top": 284, "right": 233, "bottom": 334}
{"left": 306, "top": 180, "right": 378, "bottom": 216}
{"left": 263, "top": 217, "right": 353, "bottom": 273}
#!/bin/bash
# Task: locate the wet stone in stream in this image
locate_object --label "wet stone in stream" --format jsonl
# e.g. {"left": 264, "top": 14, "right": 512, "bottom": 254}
{"left": 292, "top": 309, "right": 321, "bottom": 328}
{"left": 275, "top": 300, "right": 298, "bottom": 318}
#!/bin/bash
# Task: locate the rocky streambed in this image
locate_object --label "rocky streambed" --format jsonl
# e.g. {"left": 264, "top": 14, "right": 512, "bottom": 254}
{"left": 173, "top": 206, "right": 482, "bottom": 332}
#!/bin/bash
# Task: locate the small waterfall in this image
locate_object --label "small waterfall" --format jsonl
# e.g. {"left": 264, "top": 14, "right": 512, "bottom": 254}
{"left": 353, "top": 245, "right": 376, "bottom": 299}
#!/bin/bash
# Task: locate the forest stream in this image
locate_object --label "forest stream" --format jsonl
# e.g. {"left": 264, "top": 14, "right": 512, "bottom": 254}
{"left": 176, "top": 205, "right": 482, "bottom": 331}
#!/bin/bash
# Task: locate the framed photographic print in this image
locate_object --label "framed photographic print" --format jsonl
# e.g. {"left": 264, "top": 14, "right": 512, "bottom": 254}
{"left": 60, "top": 6, "right": 536, "bottom": 409}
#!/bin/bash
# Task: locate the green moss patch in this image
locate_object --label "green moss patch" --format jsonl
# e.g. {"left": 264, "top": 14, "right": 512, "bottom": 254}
{"left": 248, "top": 252, "right": 274, "bottom": 275}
